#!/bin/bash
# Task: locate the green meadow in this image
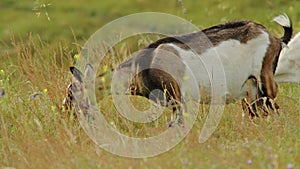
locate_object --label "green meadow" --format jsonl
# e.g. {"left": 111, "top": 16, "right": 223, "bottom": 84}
{"left": 0, "top": 0, "right": 299, "bottom": 168}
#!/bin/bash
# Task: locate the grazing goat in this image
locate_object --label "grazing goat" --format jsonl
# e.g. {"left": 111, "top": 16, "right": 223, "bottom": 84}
{"left": 275, "top": 32, "right": 300, "bottom": 84}
{"left": 63, "top": 14, "right": 293, "bottom": 125}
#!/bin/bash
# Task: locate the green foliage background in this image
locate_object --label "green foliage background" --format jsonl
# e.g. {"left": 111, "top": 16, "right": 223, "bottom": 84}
{"left": 0, "top": 0, "right": 299, "bottom": 169}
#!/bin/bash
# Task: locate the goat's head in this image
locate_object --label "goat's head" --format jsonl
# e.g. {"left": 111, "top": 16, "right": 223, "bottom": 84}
{"left": 62, "top": 64, "right": 95, "bottom": 116}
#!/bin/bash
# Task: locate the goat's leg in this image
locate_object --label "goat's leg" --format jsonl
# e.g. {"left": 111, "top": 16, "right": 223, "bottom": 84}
{"left": 165, "top": 83, "right": 185, "bottom": 127}
{"left": 168, "top": 102, "right": 184, "bottom": 127}
{"left": 259, "top": 44, "right": 281, "bottom": 114}
{"left": 242, "top": 76, "right": 280, "bottom": 117}
{"left": 242, "top": 96, "right": 280, "bottom": 117}
{"left": 262, "top": 97, "right": 280, "bottom": 114}
{"left": 170, "top": 99, "right": 185, "bottom": 126}
{"left": 242, "top": 98, "right": 259, "bottom": 117}
{"left": 242, "top": 78, "right": 261, "bottom": 117}
{"left": 172, "top": 85, "right": 186, "bottom": 127}
{"left": 259, "top": 72, "right": 280, "bottom": 115}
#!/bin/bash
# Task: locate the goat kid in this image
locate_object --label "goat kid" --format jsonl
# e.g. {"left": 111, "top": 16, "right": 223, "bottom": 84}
{"left": 63, "top": 14, "right": 292, "bottom": 125}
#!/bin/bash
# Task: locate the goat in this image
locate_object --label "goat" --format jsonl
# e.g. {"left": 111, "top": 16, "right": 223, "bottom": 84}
{"left": 275, "top": 32, "right": 300, "bottom": 84}
{"left": 63, "top": 14, "right": 293, "bottom": 125}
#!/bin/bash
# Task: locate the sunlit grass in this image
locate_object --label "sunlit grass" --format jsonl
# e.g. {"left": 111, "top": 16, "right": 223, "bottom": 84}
{"left": 1, "top": 1, "right": 300, "bottom": 168}
{"left": 1, "top": 31, "right": 299, "bottom": 168}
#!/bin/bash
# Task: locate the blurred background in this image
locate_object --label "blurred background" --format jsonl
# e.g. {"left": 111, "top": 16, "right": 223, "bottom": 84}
{"left": 1, "top": 0, "right": 299, "bottom": 51}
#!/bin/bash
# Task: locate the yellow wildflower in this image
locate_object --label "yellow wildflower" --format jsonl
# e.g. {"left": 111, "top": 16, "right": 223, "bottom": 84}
{"left": 74, "top": 54, "right": 80, "bottom": 60}
{"left": 100, "top": 76, "right": 106, "bottom": 83}
{"left": 103, "top": 65, "right": 108, "bottom": 73}
{"left": 51, "top": 105, "right": 56, "bottom": 111}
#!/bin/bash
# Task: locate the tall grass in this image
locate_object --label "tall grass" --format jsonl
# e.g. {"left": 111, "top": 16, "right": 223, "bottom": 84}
{"left": 1, "top": 1, "right": 300, "bottom": 168}
{"left": 0, "top": 30, "right": 299, "bottom": 168}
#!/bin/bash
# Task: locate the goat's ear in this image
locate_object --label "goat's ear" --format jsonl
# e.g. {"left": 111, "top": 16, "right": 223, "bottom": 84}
{"left": 70, "top": 66, "right": 83, "bottom": 83}
{"left": 84, "top": 64, "right": 95, "bottom": 80}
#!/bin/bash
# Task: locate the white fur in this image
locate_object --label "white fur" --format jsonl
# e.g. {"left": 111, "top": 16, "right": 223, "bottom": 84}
{"left": 168, "top": 31, "right": 270, "bottom": 103}
{"left": 273, "top": 14, "right": 291, "bottom": 28}
{"left": 275, "top": 32, "right": 300, "bottom": 84}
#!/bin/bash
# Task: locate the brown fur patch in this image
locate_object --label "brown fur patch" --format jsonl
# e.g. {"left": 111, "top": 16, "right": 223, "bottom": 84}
{"left": 260, "top": 35, "right": 282, "bottom": 99}
{"left": 145, "top": 20, "right": 266, "bottom": 55}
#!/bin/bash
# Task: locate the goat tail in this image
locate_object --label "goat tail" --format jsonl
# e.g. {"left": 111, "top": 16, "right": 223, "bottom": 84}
{"left": 273, "top": 14, "right": 293, "bottom": 44}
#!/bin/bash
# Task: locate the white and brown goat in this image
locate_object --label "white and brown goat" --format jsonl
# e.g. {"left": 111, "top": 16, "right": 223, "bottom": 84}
{"left": 275, "top": 32, "right": 300, "bottom": 84}
{"left": 63, "top": 14, "right": 293, "bottom": 125}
